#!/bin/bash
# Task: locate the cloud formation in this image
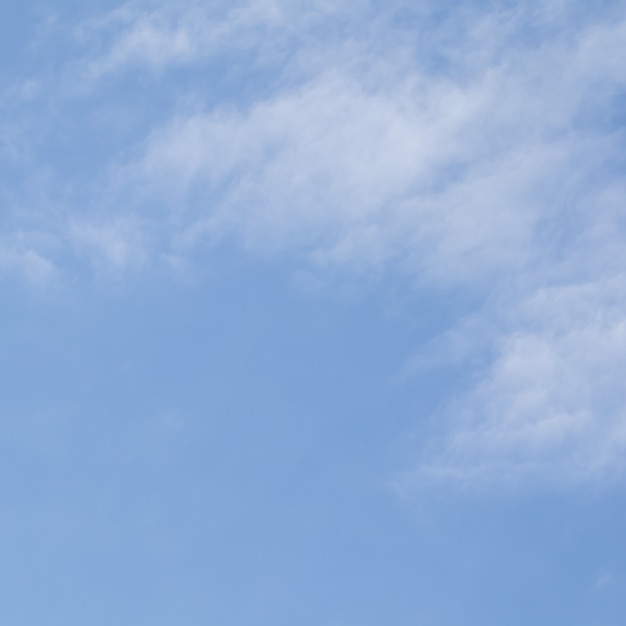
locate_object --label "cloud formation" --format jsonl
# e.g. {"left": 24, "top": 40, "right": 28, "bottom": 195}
{"left": 415, "top": 278, "right": 626, "bottom": 490}
{"left": 3, "top": 0, "right": 626, "bottom": 488}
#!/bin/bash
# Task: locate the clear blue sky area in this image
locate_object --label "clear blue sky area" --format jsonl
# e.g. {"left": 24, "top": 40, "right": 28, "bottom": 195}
{"left": 2, "top": 1, "right": 626, "bottom": 624}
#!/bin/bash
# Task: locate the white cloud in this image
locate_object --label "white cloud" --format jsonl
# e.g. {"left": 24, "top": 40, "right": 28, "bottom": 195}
{"left": 414, "top": 278, "right": 626, "bottom": 489}
{"left": 74, "top": 0, "right": 364, "bottom": 80}
{"left": 73, "top": 1, "right": 626, "bottom": 487}
{"left": 0, "top": 236, "right": 57, "bottom": 285}
{"left": 69, "top": 216, "right": 148, "bottom": 272}
{"left": 123, "top": 5, "right": 625, "bottom": 284}
{"left": 3, "top": 0, "right": 626, "bottom": 488}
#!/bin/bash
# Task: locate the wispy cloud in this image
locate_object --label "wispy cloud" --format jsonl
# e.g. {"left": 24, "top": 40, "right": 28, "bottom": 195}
{"left": 69, "top": 216, "right": 148, "bottom": 272}
{"left": 116, "top": 2, "right": 626, "bottom": 280}
{"left": 0, "top": 232, "right": 58, "bottom": 285}
{"left": 2, "top": 0, "right": 626, "bottom": 488}
{"left": 414, "top": 278, "right": 626, "bottom": 490}
{"left": 72, "top": 0, "right": 367, "bottom": 81}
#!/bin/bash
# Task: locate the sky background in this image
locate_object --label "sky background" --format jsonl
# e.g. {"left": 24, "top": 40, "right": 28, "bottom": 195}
{"left": 2, "top": 1, "right": 626, "bottom": 624}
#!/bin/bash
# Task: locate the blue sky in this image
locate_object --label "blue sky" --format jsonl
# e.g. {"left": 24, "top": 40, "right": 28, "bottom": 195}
{"left": 2, "top": 0, "right": 626, "bottom": 624}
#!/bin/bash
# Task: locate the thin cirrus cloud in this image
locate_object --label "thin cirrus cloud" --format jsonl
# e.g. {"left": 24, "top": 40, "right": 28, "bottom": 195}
{"left": 4, "top": 0, "right": 626, "bottom": 489}
{"left": 73, "top": 0, "right": 367, "bottom": 80}
{"left": 412, "top": 277, "right": 626, "bottom": 491}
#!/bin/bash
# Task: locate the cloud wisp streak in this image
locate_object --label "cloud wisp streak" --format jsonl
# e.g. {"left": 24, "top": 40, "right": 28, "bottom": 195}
{"left": 3, "top": 0, "right": 626, "bottom": 489}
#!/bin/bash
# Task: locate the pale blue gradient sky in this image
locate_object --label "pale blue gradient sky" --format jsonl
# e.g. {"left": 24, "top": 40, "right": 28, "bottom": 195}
{"left": 2, "top": 1, "right": 626, "bottom": 624}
